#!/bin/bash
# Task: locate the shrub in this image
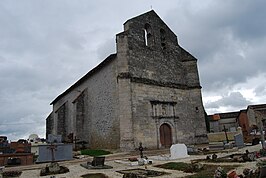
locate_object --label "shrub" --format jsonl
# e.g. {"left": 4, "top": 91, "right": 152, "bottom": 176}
{"left": 260, "top": 149, "right": 266, "bottom": 157}
{"left": 257, "top": 158, "right": 266, "bottom": 167}
{"left": 3, "top": 170, "right": 22, "bottom": 177}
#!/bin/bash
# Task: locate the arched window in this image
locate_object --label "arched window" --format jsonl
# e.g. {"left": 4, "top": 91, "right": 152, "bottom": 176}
{"left": 144, "top": 23, "right": 153, "bottom": 46}
{"left": 144, "top": 29, "right": 148, "bottom": 46}
{"left": 160, "top": 29, "right": 166, "bottom": 49}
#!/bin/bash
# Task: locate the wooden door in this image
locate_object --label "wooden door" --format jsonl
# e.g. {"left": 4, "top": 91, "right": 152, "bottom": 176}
{"left": 160, "top": 123, "right": 172, "bottom": 147}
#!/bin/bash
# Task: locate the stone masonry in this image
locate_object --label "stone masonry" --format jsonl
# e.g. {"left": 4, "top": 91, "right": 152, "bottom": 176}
{"left": 46, "top": 10, "right": 207, "bottom": 150}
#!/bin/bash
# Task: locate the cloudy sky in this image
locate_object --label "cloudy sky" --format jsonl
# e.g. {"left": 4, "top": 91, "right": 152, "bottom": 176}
{"left": 0, "top": 0, "right": 266, "bottom": 140}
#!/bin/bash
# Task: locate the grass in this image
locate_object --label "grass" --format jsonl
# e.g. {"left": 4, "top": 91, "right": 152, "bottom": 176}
{"left": 155, "top": 162, "right": 239, "bottom": 178}
{"left": 194, "top": 157, "right": 237, "bottom": 163}
{"left": 156, "top": 162, "right": 191, "bottom": 172}
{"left": 80, "top": 149, "right": 112, "bottom": 156}
{"left": 3, "top": 170, "right": 22, "bottom": 178}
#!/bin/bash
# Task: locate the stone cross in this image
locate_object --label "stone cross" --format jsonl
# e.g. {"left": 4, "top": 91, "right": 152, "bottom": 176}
{"left": 138, "top": 142, "right": 144, "bottom": 158}
{"left": 73, "top": 136, "right": 79, "bottom": 150}
{"left": 47, "top": 143, "right": 57, "bottom": 162}
{"left": 222, "top": 125, "right": 229, "bottom": 143}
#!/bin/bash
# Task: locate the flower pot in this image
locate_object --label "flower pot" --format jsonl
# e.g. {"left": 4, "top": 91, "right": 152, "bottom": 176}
{"left": 228, "top": 170, "right": 237, "bottom": 178}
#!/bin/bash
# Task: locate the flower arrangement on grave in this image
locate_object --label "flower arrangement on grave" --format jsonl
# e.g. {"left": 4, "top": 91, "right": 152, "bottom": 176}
{"left": 257, "top": 158, "right": 266, "bottom": 178}
{"left": 257, "top": 158, "right": 266, "bottom": 167}
{"left": 214, "top": 167, "right": 227, "bottom": 178}
{"left": 260, "top": 148, "right": 266, "bottom": 157}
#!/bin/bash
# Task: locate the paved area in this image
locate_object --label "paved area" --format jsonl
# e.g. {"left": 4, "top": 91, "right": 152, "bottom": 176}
{"left": 2, "top": 145, "right": 263, "bottom": 178}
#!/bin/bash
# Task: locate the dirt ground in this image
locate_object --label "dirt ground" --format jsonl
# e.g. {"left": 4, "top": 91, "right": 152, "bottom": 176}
{"left": 2, "top": 144, "right": 263, "bottom": 178}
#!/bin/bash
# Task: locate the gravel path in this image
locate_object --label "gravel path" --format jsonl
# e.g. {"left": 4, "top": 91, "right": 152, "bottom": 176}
{"left": 3, "top": 144, "right": 263, "bottom": 178}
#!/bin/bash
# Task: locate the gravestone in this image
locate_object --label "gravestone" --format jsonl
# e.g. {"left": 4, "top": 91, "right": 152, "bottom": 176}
{"left": 36, "top": 144, "right": 72, "bottom": 163}
{"left": 91, "top": 156, "right": 105, "bottom": 167}
{"left": 47, "top": 134, "right": 62, "bottom": 143}
{"left": 234, "top": 133, "right": 245, "bottom": 148}
{"left": 170, "top": 144, "right": 189, "bottom": 159}
{"left": 80, "top": 156, "right": 113, "bottom": 169}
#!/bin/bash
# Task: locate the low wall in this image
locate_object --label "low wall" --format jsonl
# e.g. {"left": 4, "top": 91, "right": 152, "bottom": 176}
{"left": 207, "top": 131, "right": 239, "bottom": 143}
{"left": 0, "top": 153, "right": 34, "bottom": 166}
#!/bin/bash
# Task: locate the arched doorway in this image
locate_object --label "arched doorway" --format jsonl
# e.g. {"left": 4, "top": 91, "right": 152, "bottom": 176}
{"left": 159, "top": 123, "right": 172, "bottom": 147}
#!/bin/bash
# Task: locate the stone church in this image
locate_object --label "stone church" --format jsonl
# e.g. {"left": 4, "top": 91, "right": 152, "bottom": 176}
{"left": 46, "top": 10, "right": 207, "bottom": 150}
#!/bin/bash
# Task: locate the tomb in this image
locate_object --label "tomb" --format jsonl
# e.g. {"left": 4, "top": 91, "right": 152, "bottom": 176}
{"left": 80, "top": 156, "right": 113, "bottom": 169}
{"left": 36, "top": 143, "right": 72, "bottom": 163}
{"left": 117, "top": 169, "right": 170, "bottom": 177}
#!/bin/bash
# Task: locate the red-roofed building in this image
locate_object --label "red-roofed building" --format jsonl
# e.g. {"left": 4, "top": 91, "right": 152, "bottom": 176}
{"left": 209, "top": 111, "right": 239, "bottom": 132}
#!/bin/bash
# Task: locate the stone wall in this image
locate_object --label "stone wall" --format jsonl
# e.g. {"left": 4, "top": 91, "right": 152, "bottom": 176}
{"left": 123, "top": 11, "right": 185, "bottom": 86}
{"left": 73, "top": 90, "right": 86, "bottom": 140}
{"left": 86, "top": 59, "right": 119, "bottom": 149}
{"left": 51, "top": 56, "right": 119, "bottom": 149}
{"left": 116, "top": 10, "right": 207, "bottom": 149}
{"left": 131, "top": 82, "right": 207, "bottom": 149}
{"left": 56, "top": 103, "right": 67, "bottom": 141}
{"left": 247, "top": 108, "right": 259, "bottom": 127}
{"left": 0, "top": 153, "right": 33, "bottom": 166}
{"left": 207, "top": 131, "right": 240, "bottom": 142}
{"left": 46, "top": 112, "right": 53, "bottom": 139}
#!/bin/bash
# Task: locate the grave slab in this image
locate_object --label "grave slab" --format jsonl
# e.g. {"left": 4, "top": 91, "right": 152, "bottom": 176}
{"left": 36, "top": 144, "right": 73, "bottom": 163}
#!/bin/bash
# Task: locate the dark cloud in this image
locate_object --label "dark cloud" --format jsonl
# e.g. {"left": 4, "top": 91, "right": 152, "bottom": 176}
{"left": 164, "top": 1, "right": 266, "bottom": 93}
{"left": 254, "top": 85, "right": 266, "bottom": 97}
{"left": 0, "top": 0, "right": 265, "bottom": 139}
{"left": 204, "top": 92, "right": 252, "bottom": 114}
{"left": 254, "top": 76, "right": 266, "bottom": 98}
{"left": 205, "top": 92, "right": 251, "bottom": 108}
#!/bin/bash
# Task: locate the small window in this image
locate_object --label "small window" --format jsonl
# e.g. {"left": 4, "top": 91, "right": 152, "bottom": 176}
{"left": 162, "top": 105, "right": 167, "bottom": 116}
{"left": 144, "top": 29, "right": 148, "bottom": 46}
{"left": 160, "top": 29, "right": 166, "bottom": 49}
{"left": 144, "top": 23, "right": 153, "bottom": 46}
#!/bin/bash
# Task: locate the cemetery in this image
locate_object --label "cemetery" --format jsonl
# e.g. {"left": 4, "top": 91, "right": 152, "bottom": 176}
{"left": 0, "top": 4, "right": 264, "bottom": 177}
{"left": 0, "top": 128, "right": 265, "bottom": 178}
{"left": 1, "top": 135, "right": 266, "bottom": 178}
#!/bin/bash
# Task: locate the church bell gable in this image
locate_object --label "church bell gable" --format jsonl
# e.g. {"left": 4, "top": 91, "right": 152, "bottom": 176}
{"left": 122, "top": 10, "right": 178, "bottom": 52}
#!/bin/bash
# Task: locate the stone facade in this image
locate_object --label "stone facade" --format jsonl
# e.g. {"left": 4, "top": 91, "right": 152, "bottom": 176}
{"left": 246, "top": 104, "right": 266, "bottom": 130}
{"left": 46, "top": 10, "right": 207, "bottom": 150}
{"left": 46, "top": 113, "right": 53, "bottom": 139}
{"left": 238, "top": 104, "right": 266, "bottom": 143}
